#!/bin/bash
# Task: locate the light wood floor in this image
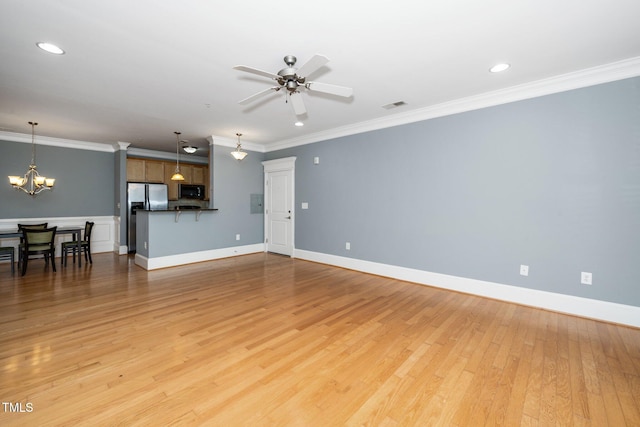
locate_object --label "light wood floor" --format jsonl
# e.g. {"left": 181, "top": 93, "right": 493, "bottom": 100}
{"left": 1, "top": 253, "right": 639, "bottom": 426}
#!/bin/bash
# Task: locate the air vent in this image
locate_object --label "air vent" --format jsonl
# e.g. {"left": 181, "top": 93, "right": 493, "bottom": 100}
{"left": 382, "top": 101, "right": 407, "bottom": 110}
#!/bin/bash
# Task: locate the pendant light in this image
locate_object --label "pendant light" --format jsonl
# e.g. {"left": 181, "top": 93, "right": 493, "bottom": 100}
{"left": 8, "top": 121, "right": 55, "bottom": 196}
{"left": 182, "top": 145, "right": 197, "bottom": 154}
{"left": 171, "top": 131, "right": 185, "bottom": 181}
{"left": 231, "top": 133, "right": 248, "bottom": 161}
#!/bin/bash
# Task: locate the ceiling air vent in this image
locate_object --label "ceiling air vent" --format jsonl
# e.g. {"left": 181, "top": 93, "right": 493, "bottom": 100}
{"left": 382, "top": 101, "right": 407, "bottom": 110}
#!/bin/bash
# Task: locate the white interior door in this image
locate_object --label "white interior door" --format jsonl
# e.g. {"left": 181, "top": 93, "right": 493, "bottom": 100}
{"left": 263, "top": 157, "right": 296, "bottom": 256}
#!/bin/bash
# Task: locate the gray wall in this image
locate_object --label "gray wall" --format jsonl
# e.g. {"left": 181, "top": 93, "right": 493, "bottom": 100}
{"left": 211, "top": 145, "right": 265, "bottom": 247}
{"left": 0, "top": 140, "right": 114, "bottom": 218}
{"left": 267, "top": 76, "right": 640, "bottom": 307}
{"left": 134, "top": 145, "right": 265, "bottom": 258}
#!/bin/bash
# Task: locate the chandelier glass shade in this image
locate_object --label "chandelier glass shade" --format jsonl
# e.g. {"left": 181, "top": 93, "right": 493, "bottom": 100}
{"left": 231, "top": 133, "right": 247, "bottom": 161}
{"left": 171, "top": 131, "right": 185, "bottom": 181}
{"left": 8, "top": 121, "right": 55, "bottom": 196}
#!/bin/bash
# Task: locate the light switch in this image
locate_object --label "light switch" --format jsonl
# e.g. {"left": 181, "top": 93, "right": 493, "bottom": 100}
{"left": 301, "top": 202, "right": 309, "bottom": 209}
{"left": 313, "top": 157, "right": 320, "bottom": 165}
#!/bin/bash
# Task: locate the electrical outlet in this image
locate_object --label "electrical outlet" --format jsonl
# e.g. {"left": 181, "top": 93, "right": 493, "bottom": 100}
{"left": 345, "top": 242, "right": 351, "bottom": 250}
{"left": 520, "top": 265, "right": 529, "bottom": 276}
{"left": 236, "top": 234, "right": 240, "bottom": 241}
{"left": 581, "top": 272, "right": 592, "bottom": 285}
{"left": 144, "top": 241, "right": 147, "bottom": 249}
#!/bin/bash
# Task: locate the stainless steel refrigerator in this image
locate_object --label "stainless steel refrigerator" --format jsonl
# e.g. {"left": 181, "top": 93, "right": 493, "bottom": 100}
{"left": 127, "top": 183, "right": 168, "bottom": 253}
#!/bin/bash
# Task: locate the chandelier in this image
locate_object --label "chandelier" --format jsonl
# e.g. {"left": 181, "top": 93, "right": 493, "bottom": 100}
{"left": 231, "top": 133, "right": 247, "bottom": 161}
{"left": 171, "top": 131, "right": 185, "bottom": 181}
{"left": 8, "top": 121, "right": 55, "bottom": 196}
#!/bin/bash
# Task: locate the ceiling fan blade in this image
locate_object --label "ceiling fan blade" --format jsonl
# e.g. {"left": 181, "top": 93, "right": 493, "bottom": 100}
{"left": 233, "top": 65, "right": 280, "bottom": 80}
{"left": 238, "top": 87, "right": 280, "bottom": 105}
{"left": 305, "top": 81, "right": 353, "bottom": 98}
{"left": 295, "top": 54, "right": 329, "bottom": 78}
{"left": 289, "top": 91, "right": 306, "bottom": 116}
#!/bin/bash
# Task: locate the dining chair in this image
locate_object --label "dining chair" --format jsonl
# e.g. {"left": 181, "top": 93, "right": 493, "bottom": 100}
{"left": 18, "top": 223, "right": 48, "bottom": 230}
{"left": 19, "top": 226, "right": 57, "bottom": 276}
{"left": 18, "top": 222, "right": 50, "bottom": 264}
{"left": 61, "top": 221, "right": 94, "bottom": 266}
{"left": 0, "top": 246, "right": 15, "bottom": 275}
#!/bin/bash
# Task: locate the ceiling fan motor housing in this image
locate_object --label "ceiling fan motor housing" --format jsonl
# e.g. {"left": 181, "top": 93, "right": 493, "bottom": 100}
{"left": 278, "top": 55, "right": 306, "bottom": 92}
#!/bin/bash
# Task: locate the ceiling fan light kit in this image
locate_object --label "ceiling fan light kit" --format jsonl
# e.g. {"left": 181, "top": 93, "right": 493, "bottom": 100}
{"left": 234, "top": 54, "right": 353, "bottom": 117}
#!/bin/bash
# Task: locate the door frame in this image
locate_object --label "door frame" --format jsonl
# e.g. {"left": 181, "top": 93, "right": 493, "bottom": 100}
{"left": 262, "top": 157, "right": 296, "bottom": 256}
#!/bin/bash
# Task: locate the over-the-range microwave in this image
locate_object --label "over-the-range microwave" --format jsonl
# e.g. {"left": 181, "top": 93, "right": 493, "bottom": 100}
{"left": 179, "top": 184, "right": 205, "bottom": 200}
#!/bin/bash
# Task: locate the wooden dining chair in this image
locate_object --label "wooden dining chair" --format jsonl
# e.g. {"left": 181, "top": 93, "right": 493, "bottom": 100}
{"left": 61, "top": 221, "right": 94, "bottom": 266}
{"left": 18, "top": 223, "right": 48, "bottom": 230}
{"left": 18, "top": 223, "right": 50, "bottom": 265}
{"left": 0, "top": 246, "right": 15, "bottom": 275}
{"left": 19, "top": 226, "right": 57, "bottom": 276}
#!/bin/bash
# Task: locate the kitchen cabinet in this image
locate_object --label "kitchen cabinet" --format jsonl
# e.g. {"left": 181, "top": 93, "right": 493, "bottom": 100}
{"left": 126, "top": 158, "right": 145, "bottom": 182}
{"left": 128, "top": 157, "right": 208, "bottom": 200}
{"left": 127, "top": 158, "right": 166, "bottom": 183}
{"left": 191, "top": 165, "right": 206, "bottom": 185}
{"left": 145, "top": 161, "right": 165, "bottom": 183}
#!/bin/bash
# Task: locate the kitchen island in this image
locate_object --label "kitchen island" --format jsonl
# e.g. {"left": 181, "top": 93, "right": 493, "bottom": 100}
{"left": 134, "top": 208, "right": 264, "bottom": 270}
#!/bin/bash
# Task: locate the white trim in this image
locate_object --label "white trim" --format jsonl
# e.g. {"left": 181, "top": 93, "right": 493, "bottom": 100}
{"left": 294, "top": 249, "right": 640, "bottom": 328}
{"left": 262, "top": 157, "right": 297, "bottom": 172}
{"left": 265, "top": 56, "right": 640, "bottom": 152}
{"left": 208, "top": 134, "right": 265, "bottom": 152}
{"left": 262, "top": 157, "right": 296, "bottom": 256}
{"left": 0, "top": 216, "right": 117, "bottom": 256}
{"left": 0, "top": 130, "right": 116, "bottom": 152}
{"left": 135, "top": 243, "right": 265, "bottom": 270}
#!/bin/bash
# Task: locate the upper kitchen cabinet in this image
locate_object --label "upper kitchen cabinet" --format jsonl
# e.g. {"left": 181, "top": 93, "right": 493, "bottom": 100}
{"left": 145, "top": 161, "right": 165, "bottom": 183}
{"left": 126, "top": 158, "right": 166, "bottom": 183}
{"left": 126, "top": 158, "right": 145, "bottom": 182}
{"left": 127, "top": 157, "right": 209, "bottom": 199}
{"left": 191, "top": 165, "right": 207, "bottom": 185}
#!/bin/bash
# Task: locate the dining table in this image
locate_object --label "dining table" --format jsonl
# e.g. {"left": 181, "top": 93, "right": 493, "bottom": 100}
{"left": 0, "top": 226, "right": 84, "bottom": 267}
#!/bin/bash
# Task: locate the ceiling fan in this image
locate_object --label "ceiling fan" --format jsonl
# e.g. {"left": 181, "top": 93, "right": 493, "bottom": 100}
{"left": 233, "top": 54, "right": 353, "bottom": 116}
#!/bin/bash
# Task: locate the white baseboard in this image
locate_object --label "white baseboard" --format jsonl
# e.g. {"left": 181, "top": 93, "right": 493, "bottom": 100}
{"left": 294, "top": 249, "right": 640, "bottom": 328}
{"left": 135, "top": 243, "right": 265, "bottom": 270}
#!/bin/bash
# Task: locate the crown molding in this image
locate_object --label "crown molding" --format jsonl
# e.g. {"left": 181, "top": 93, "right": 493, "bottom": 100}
{"left": 265, "top": 56, "right": 640, "bottom": 152}
{"left": 0, "top": 130, "right": 116, "bottom": 152}
{"left": 208, "top": 134, "right": 265, "bottom": 152}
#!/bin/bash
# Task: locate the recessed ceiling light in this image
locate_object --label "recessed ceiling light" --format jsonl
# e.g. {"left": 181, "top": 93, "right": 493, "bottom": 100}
{"left": 294, "top": 121, "right": 304, "bottom": 127}
{"left": 36, "top": 42, "right": 65, "bottom": 55}
{"left": 490, "top": 63, "right": 510, "bottom": 73}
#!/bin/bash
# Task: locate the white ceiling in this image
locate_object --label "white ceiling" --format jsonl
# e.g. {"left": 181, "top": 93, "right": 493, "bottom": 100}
{"left": 1, "top": 0, "right": 640, "bottom": 156}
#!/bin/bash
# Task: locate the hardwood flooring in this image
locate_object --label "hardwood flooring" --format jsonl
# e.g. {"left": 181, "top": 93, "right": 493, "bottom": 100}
{"left": 1, "top": 253, "right": 639, "bottom": 426}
